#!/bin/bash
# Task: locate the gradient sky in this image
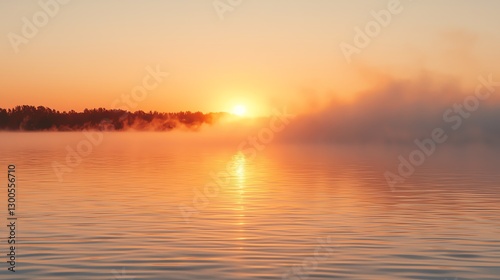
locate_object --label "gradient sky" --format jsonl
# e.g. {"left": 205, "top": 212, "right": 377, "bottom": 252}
{"left": 1, "top": 0, "right": 500, "bottom": 115}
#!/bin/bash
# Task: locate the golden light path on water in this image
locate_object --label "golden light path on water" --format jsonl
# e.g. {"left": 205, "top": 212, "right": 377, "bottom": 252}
{"left": 0, "top": 133, "right": 499, "bottom": 279}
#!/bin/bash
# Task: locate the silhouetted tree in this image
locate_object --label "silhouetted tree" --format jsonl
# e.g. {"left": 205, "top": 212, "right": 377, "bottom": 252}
{"left": 0, "top": 105, "right": 228, "bottom": 131}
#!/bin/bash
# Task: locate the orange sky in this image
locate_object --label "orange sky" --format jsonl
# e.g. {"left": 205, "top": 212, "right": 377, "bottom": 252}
{"left": 1, "top": 0, "right": 500, "bottom": 116}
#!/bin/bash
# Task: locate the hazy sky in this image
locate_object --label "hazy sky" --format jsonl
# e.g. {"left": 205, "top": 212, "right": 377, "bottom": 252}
{"left": 1, "top": 0, "right": 500, "bottom": 115}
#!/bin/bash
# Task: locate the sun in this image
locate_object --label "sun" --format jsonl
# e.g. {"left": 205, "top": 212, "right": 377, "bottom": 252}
{"left": 232, "top": 105, "right": 247, "bottom": 116}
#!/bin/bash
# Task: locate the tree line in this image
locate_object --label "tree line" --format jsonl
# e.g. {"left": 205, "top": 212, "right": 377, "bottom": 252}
{"left": 0, "top": 105, "right": 228, "bottom": 131}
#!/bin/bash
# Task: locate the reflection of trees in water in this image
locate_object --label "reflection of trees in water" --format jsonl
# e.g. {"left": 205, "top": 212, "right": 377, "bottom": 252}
{"left": 0, "top": 105, "right": 228, "bottom": 131}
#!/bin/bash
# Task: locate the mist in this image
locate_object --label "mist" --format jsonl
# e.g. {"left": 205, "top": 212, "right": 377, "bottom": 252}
{"left": 277, "top": 72, "right": 500, "bottom": 145}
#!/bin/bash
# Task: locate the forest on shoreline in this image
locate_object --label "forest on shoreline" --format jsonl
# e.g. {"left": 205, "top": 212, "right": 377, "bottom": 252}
{"left": 0, "top": 105, "right": 228, "bottom": 131}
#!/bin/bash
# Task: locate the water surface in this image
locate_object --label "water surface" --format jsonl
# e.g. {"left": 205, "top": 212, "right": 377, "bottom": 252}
{"left": 0, "top": 132, "right": 499, "bottom": 279}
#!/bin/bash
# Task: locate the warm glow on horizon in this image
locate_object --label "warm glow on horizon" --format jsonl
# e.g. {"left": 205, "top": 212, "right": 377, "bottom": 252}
{"left": 232, "top": 105, "right": 247, "bottom": 117}
{"left": 1, "top": 1, "right": 500, "bottom": 117}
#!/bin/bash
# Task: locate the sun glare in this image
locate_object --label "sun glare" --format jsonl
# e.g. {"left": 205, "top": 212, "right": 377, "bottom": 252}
{"left": 232, "top": 105, "right": 247, "bottom": 116}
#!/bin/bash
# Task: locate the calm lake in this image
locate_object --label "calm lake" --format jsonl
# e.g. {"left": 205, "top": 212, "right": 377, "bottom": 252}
{"left": 1, "top": 132, "right": 499, "bottom": 279}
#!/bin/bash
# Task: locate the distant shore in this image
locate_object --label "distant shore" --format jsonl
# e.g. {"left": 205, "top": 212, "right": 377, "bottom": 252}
{"left": 0, "top": 105, "right": 228, "bottom": 131}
